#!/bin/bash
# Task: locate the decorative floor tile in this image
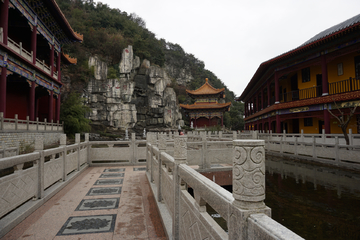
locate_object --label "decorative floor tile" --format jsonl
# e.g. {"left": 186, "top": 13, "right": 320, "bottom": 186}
{"left": 99, "top": 173, "right": 125, "bottom": 178}
{"left": 133, "top": 167, "right": 146, "bottom": 171}
{"left": 86, "top": 187, "right": 122, "bottom": 196}
{"left": 75, "top": 198, "right": 120, "bottom": 211}
{"left": 57, "top": 214, "right": 116, "bottom": 236}
{"left": 104, "top": 168, "right": 125, "bottom": 172}
{"left": 94, "top": 179, "right": 123, "bottom": 185}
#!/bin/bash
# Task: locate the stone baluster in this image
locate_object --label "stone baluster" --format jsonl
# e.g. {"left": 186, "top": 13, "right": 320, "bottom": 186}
{"left": 233, "top": 131, "right": 237, "bottom": 140}
{"left": 157, "top": 134, "right": 167, "bottom": 202}
{"left": 173, "top": 135, "right": 187, "bottom": 240}
{"left": 85, "top": 133, "right": 90, "bottom": 165}
{"left": 131, "top": 133, "right": 136, "bottom": 164}
{"left": 75, "top": 133, "right": 80, "bottom": 171}
{"left": 15, "top": 114, "right": 18, "bottom": 130}
{"left": 0, "top": 112, "right": 3, "bottom": 130}
{"left": 230, "top": 139, "right": 270, "bottom": 239}
{"left": 60, "top": 134, "right": 67, "bottom": 181}
{"left": 35, "top": 135, "right": 44, "bottom": 199}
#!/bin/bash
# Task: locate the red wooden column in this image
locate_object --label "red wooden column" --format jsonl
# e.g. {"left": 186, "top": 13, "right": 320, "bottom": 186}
{"left": 56, "top": 94, "right": 61, "bottom": 122}
{"left": 268, "top": 118, "right": 272, "bottom": 133}
{"left": 194, "top": 116, "right": 197, "bottom": 128}
{"left": 221, "top": 114, "right": 223, "bottom": 127}
{"left": 31, "top": 18, "right": 37, "bottom": 64}
{"left": 0, "top": 0, "right": 9, "bottom": 115}
{"left": 48, "top": 91, "right": 54, "bottom": 121}
{"left": 276, "top": 114, "right": 281, "bottom": 133}
{"left": 321, "top": 55, "right": 329, "bottom": 96}
{"left": 323, "top": 109, "right": 330, "bottom": 134}
{"left": 50, "top": 45, "right": 54, "bottom": 76}
{"left": 275, "top": 72, "right": 280, "bottom": 104}
{"left": 0, "top": 0, "right": 9, "bottom": 45}
{"left": 29, "top": 82, "right": 36, "bottom": 120}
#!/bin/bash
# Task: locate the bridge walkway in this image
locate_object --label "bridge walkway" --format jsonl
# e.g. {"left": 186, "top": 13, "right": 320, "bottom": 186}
{"left": 2, "top": 166, "right": 167, "bottom": 240}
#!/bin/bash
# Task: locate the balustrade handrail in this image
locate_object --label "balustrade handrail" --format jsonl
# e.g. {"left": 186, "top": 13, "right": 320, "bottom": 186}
{"left": 0, "top": 112, "right": 63, "bottom": 132}
{"left": 4, "top": 36, "right": 59, "bottom": 77}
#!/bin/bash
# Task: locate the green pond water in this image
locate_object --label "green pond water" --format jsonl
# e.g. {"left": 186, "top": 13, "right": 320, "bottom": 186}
{"left": 207, "top": 155, "right": 360, "bottom": 239}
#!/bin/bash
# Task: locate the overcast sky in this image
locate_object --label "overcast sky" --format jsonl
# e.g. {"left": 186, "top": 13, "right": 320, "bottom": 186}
{"left": 97, "top": 0, "right": 359, "bottom": 97}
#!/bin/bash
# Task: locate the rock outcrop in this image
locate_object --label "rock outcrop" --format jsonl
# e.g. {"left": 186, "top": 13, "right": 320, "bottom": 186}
{"left": 87, "top": 46, "right": 183, "bottom": 132}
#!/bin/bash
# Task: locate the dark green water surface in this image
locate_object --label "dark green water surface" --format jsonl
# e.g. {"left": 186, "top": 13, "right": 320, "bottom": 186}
{"left": 264, "top": 155, "right": 360, "bottom": 240}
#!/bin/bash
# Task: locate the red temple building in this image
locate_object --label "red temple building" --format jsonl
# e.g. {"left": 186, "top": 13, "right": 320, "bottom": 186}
{"left": 238, "top": 14, "right": 360, "bottom": 134}
{"left": 180, "top": 78, "right": 231, "bottom": 128}
{"left": 0, "top": 0, "right": 82, "bottom": 122}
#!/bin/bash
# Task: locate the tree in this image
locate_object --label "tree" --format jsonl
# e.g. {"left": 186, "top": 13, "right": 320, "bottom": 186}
{"left": 60, "top": 93, "right": 91, "bottom": 137}
{"left": 326, "top": 101, "right": 358, "bottom": 145}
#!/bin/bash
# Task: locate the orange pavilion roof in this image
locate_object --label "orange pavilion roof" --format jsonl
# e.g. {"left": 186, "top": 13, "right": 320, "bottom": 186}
{"left": 186, "top": 78, "right": 225, "bottom": 95}
{"left": 62, "top": 53, "right": 77, "bottom": 64}
{"left": 180, "top": 102, "right": 231, "bottom": 110}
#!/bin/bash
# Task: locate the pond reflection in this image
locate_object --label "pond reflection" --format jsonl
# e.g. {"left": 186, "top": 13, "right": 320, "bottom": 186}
{"left": 265, "top": 155, "right": 360, "bottom": 240}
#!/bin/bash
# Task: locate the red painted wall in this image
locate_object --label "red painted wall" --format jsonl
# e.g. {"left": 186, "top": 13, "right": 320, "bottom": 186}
{"left": 195, "top": 117, "right": 220, "bottom": 128}
{"left": 6, "top": 92, "right": 27, "bottom": 119}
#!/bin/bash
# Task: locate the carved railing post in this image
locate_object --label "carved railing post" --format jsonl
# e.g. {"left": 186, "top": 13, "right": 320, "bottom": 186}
{"left": 146, "top": 132, "right": 157, "bottom": 182}
{"left": 173, "top": 135, "right": 187, "bottom": 240}
{"left": 131, "top": 133, "right": 136, "bottom": 164}
{"left": 233, "top": 131, "right": 237, "bottom": 140}
{"left": 35, "top": 135, "right": 44, "bottom": 199}
{"left": 158, "top": 134, "right": 167, "bottom": 202}
{"left": 85, "top": 133, "right": 90, "bottom": 165}
{"left": 75, "top": 133, "right": 80, "bottom": 171}
{"left": 60, "top": 134, "right": 67, "bottom": 181}
{"left": 232, "top": 140, "right": 266, "bottom": 209}
{"left": 229, "top": 139, "right": 270, "bottom": 240}
{"left": 200, "top": 133, "right": 207, "bottom": 169}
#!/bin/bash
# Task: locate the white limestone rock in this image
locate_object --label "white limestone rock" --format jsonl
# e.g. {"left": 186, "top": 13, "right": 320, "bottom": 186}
{"left": 119, "top": 45, "right": 134, "bottom": 74}
{"left": 88, "top": 56, "right": 108, "bottom": 80}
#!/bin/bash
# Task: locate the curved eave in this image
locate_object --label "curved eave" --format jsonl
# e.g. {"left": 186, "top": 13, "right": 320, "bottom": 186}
{"left": 46, "top": 0, "right": 83, "bottom": 42}
{"left": 187, "top": 79, "right": 225, "bottom": 96}
{"left": 62, "top": 53, "right": 77, "bottom": 65}
{"left": 180, "top": 102, "right": 231, "bottom": 110}
{"left": 238, "top": 16, "right": 360, "bottom": 101}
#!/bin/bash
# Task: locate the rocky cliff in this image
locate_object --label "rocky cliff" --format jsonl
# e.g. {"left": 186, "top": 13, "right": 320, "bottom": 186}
{"left": 86, "top": 45, "right": 184, "bottom": 132}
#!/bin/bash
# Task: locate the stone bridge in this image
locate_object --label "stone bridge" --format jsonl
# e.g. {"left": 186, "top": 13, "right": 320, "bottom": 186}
{"left": 0, "top": 132, "right": 305, "bottom": 239}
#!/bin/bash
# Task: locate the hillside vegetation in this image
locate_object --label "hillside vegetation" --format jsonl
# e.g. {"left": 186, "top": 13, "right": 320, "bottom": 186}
{"left": 56, "top": 0, "right": 244, "bottom": 130}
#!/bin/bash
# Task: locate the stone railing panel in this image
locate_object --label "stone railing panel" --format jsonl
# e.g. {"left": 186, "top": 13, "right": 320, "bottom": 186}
{"left": 44, "top": 152, "right": 63, "bottom": 189}
{"left": 180, "top": 190, "right": 228, "bottom": 240}
{"left": 161, "top": 165, "right": 175, "bottom": 218}
{"left": 0, "top": 165, "right": 37, "bottom": 219}
{"left": 66, "top": 145, "right": 79, "bottom": 174}
{"left": 179, "top": 164, "right": 233, "bottom": 220}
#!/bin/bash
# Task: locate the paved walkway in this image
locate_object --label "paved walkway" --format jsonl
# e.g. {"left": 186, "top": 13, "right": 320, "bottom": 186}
{"left": 2, "top": 166, "right": 167, "bottom": 240}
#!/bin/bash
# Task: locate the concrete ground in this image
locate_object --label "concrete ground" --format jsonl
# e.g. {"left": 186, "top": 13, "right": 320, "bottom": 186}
{"left": 2, "top": 166, "right": 167, "bottom": 240}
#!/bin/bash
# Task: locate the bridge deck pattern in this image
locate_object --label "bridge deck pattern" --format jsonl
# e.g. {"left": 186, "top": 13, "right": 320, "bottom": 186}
{"left": 2, "top": 166, "right": 167, "bottom": 240}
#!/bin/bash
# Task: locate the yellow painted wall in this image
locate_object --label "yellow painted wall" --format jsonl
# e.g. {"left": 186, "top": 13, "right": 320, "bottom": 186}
{"left": 328, "top": 52, "right": 359, "bottom": 83}
{"left": 299, "top": 117, "right": 320, "bottom": 134}
{"left": 297, "top": 65, "right": 322, "bottom": 90}
{"left": 330, "top": 116, "right": 358, "bottom": 134}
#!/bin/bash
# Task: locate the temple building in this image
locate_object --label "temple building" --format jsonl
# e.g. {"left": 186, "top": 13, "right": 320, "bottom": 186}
{"left": 0, "top": 0, "right": 82, "bottom": 122}
{"left": 180, "top": 78, "right": 231, "bottom": 128}
{"left": 238, "top": 14, "right": 360, "bottom": 134}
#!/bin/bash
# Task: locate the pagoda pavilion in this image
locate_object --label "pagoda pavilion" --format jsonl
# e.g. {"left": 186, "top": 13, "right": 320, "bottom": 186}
{"left": 0, "top": 0, "right": 82, "bottom": 122}
{"left": 180, "top": 78, "right": 231, "bottom": 128}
